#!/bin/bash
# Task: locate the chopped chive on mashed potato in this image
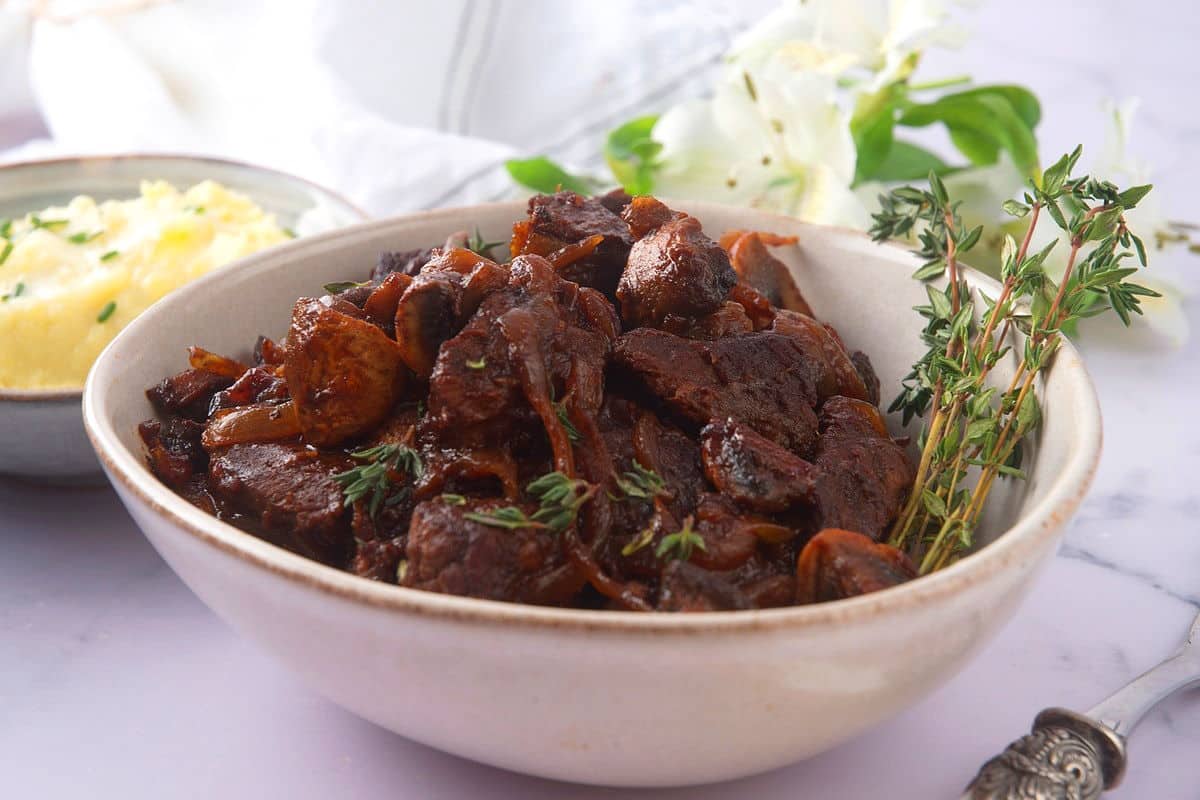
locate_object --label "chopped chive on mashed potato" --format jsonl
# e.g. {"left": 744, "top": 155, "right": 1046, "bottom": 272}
{"left": 0, "top": 180, "right": 291, "bottom": 389}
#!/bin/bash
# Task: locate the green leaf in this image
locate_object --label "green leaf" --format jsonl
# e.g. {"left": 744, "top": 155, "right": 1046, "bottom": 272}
{"left": 1016, "top": 392, "right": 1041, "bottom": 432}
{"left": 911, "top": 259, "right": 945, "bottom": 281}
{"left": 1045, "top": 199, "right": 1069, "bottom": 230}
{"left": 850, "top": 85, "right": 899, "bottom": 185}
{"left": 957, "top": 225, "right": 983, "bottom": 252}
{"left": 947, "top": 85, "right": 1042, "bottom": 129}
{"left": 1002, "top": 199, "right": 1031, "bottom": 218}
{"left": 604, "top": 116, "right": 662, "bottom": 195}
{"left": 929, "top": 171, "right": 950, "bottom": 206}
{"left": 1087, "top": 207, "right": 1124, "bottom": 241}
{"left": 505, "top": 156, "right": 594, "bottom": 195}
{"left": 1117, "top": 183, "right": 1152, "bottom": 209}
{"left": 921, "top": 488, "right": 947, "bottom": 519}
{"left": 1040, "top": 151, "right": 1072, "bottom": 196}
{"left": 966, "top": 418, "right": 994, "bottom": 443}
{"left": 899, "top": 92, "right": 1039, "bottom": 177}
{"left": 927, "top": 283, "right": 952, "bottom": 319}
{"left": 323, "top": 280, "right": 370, "bottom": 294}
{"left": 1131, "top": 233, "right": 1148, "bottom": 266}
{"left": 867, "top": 141, "right": 954, "bottom": 183}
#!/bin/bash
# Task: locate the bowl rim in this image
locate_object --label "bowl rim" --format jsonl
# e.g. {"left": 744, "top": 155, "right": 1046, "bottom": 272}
{"left": 0, "top": 152, "right": 370, "bottom": 403}
{"left": 82, "top": 199, "right": 1103, "bottom": 635}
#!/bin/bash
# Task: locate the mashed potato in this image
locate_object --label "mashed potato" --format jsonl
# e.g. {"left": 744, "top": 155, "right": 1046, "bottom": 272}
{"left": 0, "top": 180, "right": 291, "bottom": 389}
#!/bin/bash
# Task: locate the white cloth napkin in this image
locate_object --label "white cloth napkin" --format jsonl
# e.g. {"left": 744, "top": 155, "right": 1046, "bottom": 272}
{"left": 0, "top": 0, "right": 775, "bottom": 215}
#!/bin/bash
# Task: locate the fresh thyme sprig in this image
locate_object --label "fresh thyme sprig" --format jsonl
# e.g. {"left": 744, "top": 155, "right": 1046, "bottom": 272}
{"left": 874, "top": 147, "right": 1156, "bottom": 574}
{"left": 655, "top": 516, "right": 706, "bottom": 562}
{"left": 554, "top": 402, "right": 582, "bottom": 442}
{"left": 610, "top": 461, "right": 666, "bottom": 502}
{"left": 464, "top": 471, "right": 598, "bottom": 533}
{"left": 323, "top": 280, "right": 370, "bottom": 294}
{"left": 467, "top": 227, "right": 505, "bottom": 259}
{"left": 334, "top": 443, "right": 424, "bottom": 517}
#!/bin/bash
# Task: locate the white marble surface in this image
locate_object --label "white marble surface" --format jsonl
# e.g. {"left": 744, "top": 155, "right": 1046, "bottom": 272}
{"left": 3, "top": 1, "right": 1200, "bottom": 796}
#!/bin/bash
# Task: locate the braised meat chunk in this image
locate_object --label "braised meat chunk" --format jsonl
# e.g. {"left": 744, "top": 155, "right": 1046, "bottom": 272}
{"left": 404, "top": 498, "right": 585, "bottom": 605}
{"left": 810, "top": 397, "right": 914, "bottom": 539}
{"left": 207, "top": 442, "right": 354, "bottom": 565}
{"left": 612, "top": 328, "right": 820, "bottom": 456}
{"left": 511, "top": 191, "right": 633, "bottom": 297}
{"left": 425, "top": 254, "right": 616, "bottom": 481}
{"left": 141, "top": 195, "right": 921, "bottom": 612}
{"left": 146, "top": 368, "right": 232, "bottom": 420}
{"left": 617, "top": 214, "right": 737, "bottom": 328}
{"left": 769, "top": 310, "right": 871, "bottom": 403}
{"left": 657, "top": 561, "right": 754, "bottom": 612}
{"left": 285, "top": 296, "right": 407, "bottom": 447}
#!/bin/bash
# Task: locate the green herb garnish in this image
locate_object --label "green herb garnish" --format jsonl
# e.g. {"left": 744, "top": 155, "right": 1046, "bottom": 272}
{"left": 874, "top": 147, "right": 1157, "bottom": 574}
{"left": 611, "top": 461, "right": 666, "bottom": 502}
{"left": 554, "top": 401, "right": 581, "bottom": 442}
{"left": 440, "top": 493, "right": 467, "bottom": 506}
{"left": 184, "top": 205, "right": 206, "bottom": 215}
{"left": 323, "top": 280, "right": 370, "bottom": 294}
{"left": 466, "top": 357, "right": 486, "bottom": 370}
{"left": 0, "top": 219, "right": 11, "bottom": 238}
{"left": 96, "top": 301, "right": 117, "bottom": 323}
{"left": 467, "top": 227, "right": 504, "bottom": 259}
{"left": 464, "top": 471, "right": 597, "bottom": 533}
{"left": 333, "top": 444, "right": 424, "bottom": 517}
{"left": 100, "top": 250, "right": 120, "bottom": 262}
{"left": 68, "top": 230, "right": 102, "bottom": 244}
{"left": 621, "top": 526, "right": 656, "bottom": 557}
{"left": 0, "top": 239, "right": 12, "bottom": 267}
{"left": 283, "top": 228, "right": 298, "bottom": 239}
{"left": 464, "top": 506, "right": 539, "bottom": 530}
{"left": 655, "top": 516, "right": 706, "bottom": 562}
{"left": 30, "top": 215, "right": 67, "bottom": 231}
{"left": 2, "top": 281, "right": 26, "bottom": 301}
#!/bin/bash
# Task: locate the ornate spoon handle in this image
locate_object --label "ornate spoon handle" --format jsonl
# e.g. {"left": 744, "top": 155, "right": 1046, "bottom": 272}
{"left": 962, "top": 609, "right": 1200, "bottom": 799}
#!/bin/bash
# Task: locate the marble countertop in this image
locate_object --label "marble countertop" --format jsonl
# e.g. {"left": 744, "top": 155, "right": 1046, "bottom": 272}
{"left": 3, "top": 1, "right": 1198, "bottom": 796}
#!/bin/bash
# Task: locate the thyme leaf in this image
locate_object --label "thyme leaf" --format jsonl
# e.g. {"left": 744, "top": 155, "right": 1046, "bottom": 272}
{"left": 612, "top": 461, "right": 666, "bottom": 502}
{"left": 463, "top": 471, "right": 597, "bottom": 533}
{"left": 655, "top": 516, "right": 706, "bottom": 562}
{"left": 333, "top": 444, "right": 424, "bottom": 518}
{"left": 323, "top": 280, "right": 370, "bottom": 294}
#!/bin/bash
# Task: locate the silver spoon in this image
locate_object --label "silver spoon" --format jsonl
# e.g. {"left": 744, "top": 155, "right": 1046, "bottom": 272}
{"left": 963, "top": 607, "right": 1200, "bottom": 799}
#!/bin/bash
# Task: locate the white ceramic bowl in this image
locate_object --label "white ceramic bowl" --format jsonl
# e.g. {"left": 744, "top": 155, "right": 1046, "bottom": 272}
{"left": 83, "top": 202, "right": 1101, "bottom": 787}
{"left": 0, "top": 154, "right": 367, "bottom": 482}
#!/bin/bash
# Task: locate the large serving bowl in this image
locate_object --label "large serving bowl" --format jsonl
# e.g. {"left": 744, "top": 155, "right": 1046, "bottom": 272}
{"left": 0, "top": 154, "right": 367, "bottom": 481}
{"left": 82, "top": 201, "right": 1101, "bottom": 787}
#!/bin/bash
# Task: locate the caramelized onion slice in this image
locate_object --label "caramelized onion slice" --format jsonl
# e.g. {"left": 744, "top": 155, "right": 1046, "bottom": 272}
{"left": 188, "top": 346, "right": 249, "bottom": 379}
{"left": 201, "top": 401, "right": 301, "bottom": 449}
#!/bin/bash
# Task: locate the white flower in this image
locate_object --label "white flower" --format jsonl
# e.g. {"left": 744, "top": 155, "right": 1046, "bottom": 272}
{"left": 653, "top": 61, "right": 868, "bottom": 226}
{"left": 652, "top": 0, "right": 968, "bottom": 226}
{"left": 729, "top": 0, "right": 965, "bottom": 83}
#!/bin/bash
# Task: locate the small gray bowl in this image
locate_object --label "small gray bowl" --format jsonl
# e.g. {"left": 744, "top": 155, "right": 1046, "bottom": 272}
{"left": 0, "top": 154, "right": 367, "bottom": 482}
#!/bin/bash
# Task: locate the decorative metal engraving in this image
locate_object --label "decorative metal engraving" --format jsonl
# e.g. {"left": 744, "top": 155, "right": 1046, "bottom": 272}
{"left": 963, "top": 709, "right": 1127, "bottom": 800}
